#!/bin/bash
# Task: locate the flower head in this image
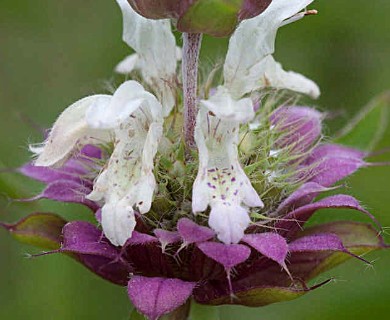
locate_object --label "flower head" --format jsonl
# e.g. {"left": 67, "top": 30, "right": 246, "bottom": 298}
{"left": 2, "top": 1, "right": 389, "bottom": 320}
{"left": 127, "top": 0, "right": 273, "bottom": 36}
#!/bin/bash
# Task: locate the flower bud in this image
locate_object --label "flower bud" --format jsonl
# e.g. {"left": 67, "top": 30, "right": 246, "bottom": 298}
{"left": 127, "top": 0, "right": 272, "bottom": 37}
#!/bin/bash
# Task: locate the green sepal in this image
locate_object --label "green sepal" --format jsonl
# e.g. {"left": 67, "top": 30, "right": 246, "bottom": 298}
{"left": 178, "top": 0, "right": 242, "bottom": 37}
{"left": 1, "top": 213, "right": 67, "bottom": 250}
{"left": 336, "top": 92, "right": 390, "bottom": 152}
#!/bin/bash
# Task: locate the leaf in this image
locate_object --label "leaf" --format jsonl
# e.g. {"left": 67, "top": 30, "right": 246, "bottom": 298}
{"left": 336, "top": 91, "right": 390, "bottom": 152}
{"left": 1, "top": 213, "right": 67, "bottom": 250}
{"left": 201, "top": 285, "right": 309, "bottom": 307}
{"left": 290, "top": 221, "right": 386, "bottom": 281}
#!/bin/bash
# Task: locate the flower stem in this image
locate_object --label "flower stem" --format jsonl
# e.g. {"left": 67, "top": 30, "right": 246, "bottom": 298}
{"left": 182, "top": 32, "right": 202, "bottom": 153}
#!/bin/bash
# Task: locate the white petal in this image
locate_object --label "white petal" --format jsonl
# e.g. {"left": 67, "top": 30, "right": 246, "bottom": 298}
{"left": 200, "top": 86, "right": 255, "bottom": 123}
{"left": 116, "top": 0, "right": 178, "bottom": 115}
{"left": 101, "top": 201, "right": 136, "bottom": 246}
{"left": 34, "top": 95, "right": 112, "bottom": 167}
{"left": 87, "top": 87, "right": 163, "bottom": 246}
{"left": 209, "top": 203, "right": 251, "bottom": 244}
{"left": 192, "top": 108, "right": 263, "bottom": 244}
{"left": 224, "top": 0, "right": 318, "bottom": 98}
{"left": 86, "top": 80, "right": 162, "bottom": 129}
{"left": 254, "top": 56, "right": 320, "bottom": 98}
{"left": 115, "top": 53, "right": 140, "bottom": 74}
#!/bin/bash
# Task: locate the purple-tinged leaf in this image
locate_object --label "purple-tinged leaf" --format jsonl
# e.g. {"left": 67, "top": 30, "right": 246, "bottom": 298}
{"left": 275, "top": 182, "right": 331, "bottom": 214}
{"left": 233, "top": 221, "right": 387, "bottom": 291}
{"left": 154, "top": 229, "right": 181, "bottom": 251}
{"left": 298, "top": 221, "right": 386, "bottom": 248}
{"left": 61, "top": 221, "right": 118, "bottom": 259}
{"left": 276, "top": 195, "right": 381, "bottom": 239}
{"left": 193, "top": 278, "right": 332, "bottom": 307}
{"left": 289, "top": 233, "right": 345, "bottom": 253}
{"left": 17, "top": 180, "right": 98, "bottom": 211}
{"left": 177, "top": 218, "right": 215, "bottom": 245}
{"left": 127, "top": 276, "right": 196, "bottom": 320}
{"left": 288, "top": 221, "right": 386, "bottom": 282}
{"left": 289, "top": 233, "right": 370, "bottom": 266}
{"left": 1, "top": 213, "right": 66, "bottom": 250}
{"left": 61, "top": 221, "right": 131, "bottom": 285}
{"left": 242, "top": 233, "right": 288, "bottom": 270}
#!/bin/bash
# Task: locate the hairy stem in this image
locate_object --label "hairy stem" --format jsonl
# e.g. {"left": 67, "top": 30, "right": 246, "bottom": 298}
{"left": 182, "top": 32, "right": 202, "bottom": 152}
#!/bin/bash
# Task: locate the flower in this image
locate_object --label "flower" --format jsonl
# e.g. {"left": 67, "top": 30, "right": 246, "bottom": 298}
{"left": 126, "top": 0, "right": 273, "bottom": 37}
{"left": 2, "top": 1, "right": 389, "bottom": 320}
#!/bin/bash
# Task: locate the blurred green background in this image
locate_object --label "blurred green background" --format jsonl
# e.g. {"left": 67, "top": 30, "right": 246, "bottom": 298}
{"left": 1, "top": 0, "right": 390, "bottom": 319}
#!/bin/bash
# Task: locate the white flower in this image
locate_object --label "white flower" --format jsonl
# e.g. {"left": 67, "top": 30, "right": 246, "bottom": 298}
{"left": 193, "top": 0, "right": 319, "bottom": 244}
{"left": 33, "top": 80, "right": 163, "bottom": 247}
{"left": 86, "top": 81, "right": 163, "bottom": 246}
{"left": 224, "top": 0, "right": 320, "bottom": 99}
{"left": 33, "top": 2, "right": 180, "bottom": 247}
{"left": 192, "top": 107, "right": 263, "bottom": 244}
{"left": 115, "top": 0, "right": 179, "bottom": 116}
